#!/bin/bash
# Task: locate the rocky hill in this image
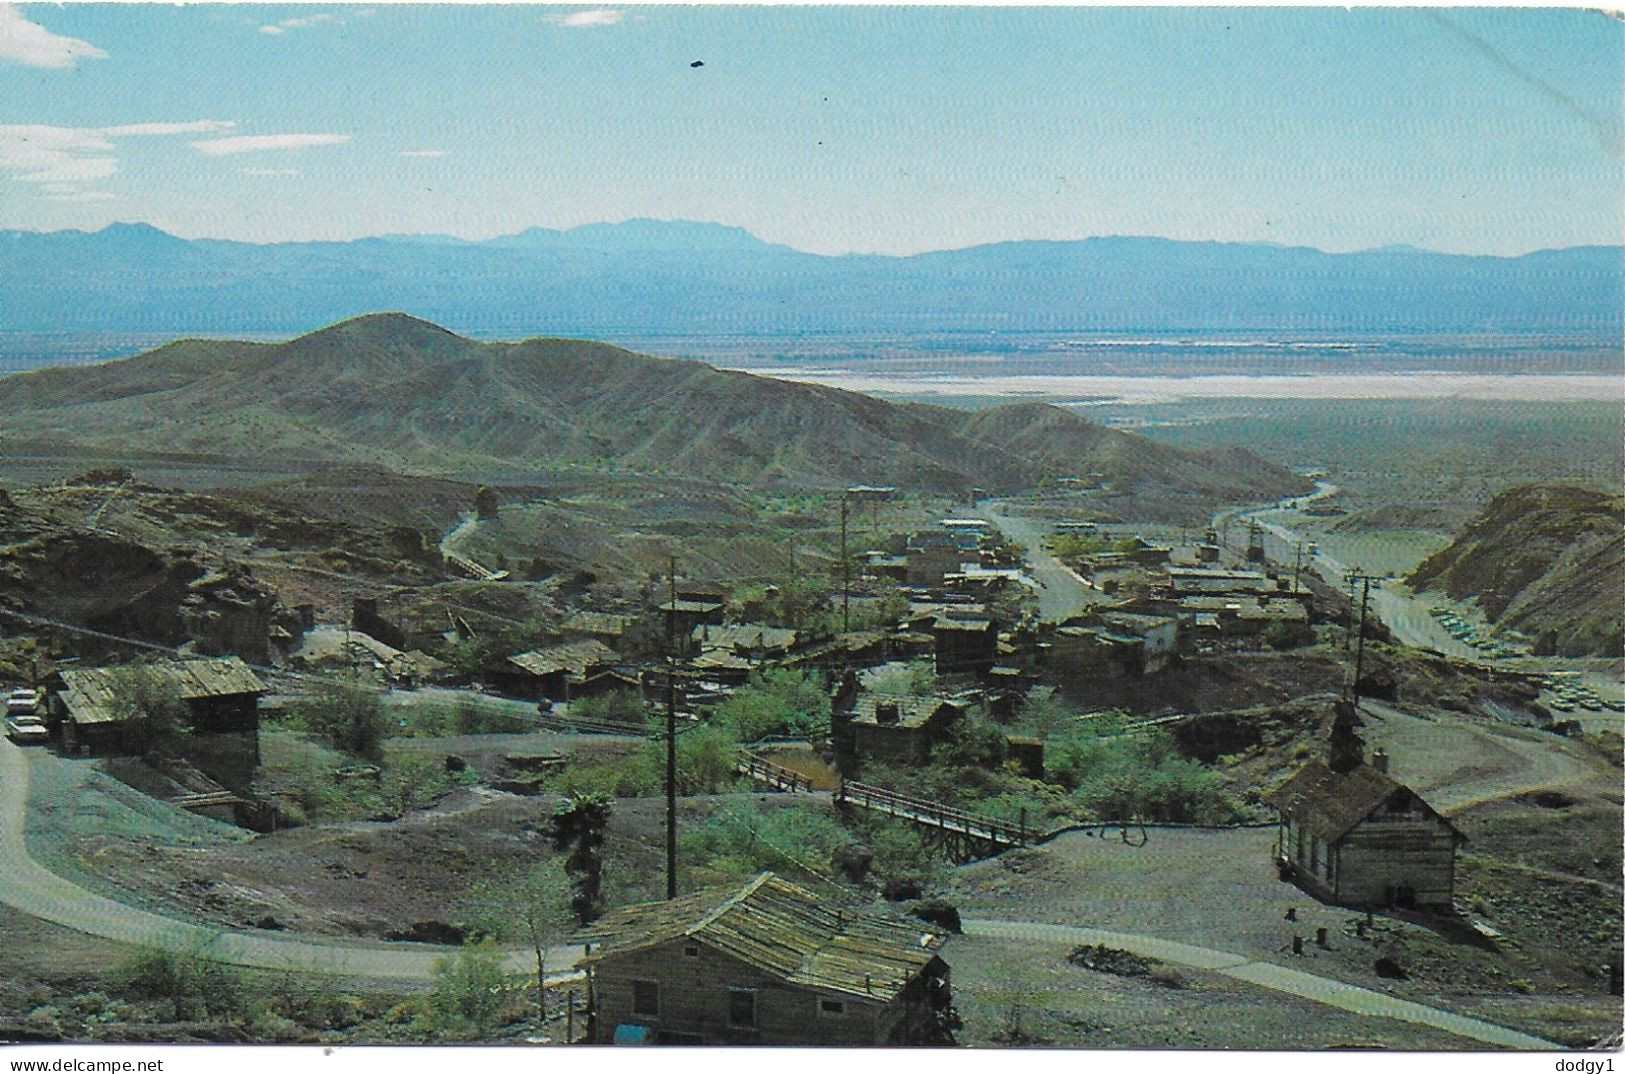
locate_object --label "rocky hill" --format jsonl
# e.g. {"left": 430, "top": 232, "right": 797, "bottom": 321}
{"left": 1408, "top": 485, "right": 1624, "bottom": 655}
{"left": 0, "top": 314, "right": 1307, "bottom": 506}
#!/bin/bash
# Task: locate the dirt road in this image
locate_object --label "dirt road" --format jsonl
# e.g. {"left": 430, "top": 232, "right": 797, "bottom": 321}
{"left": 984, "top": 502, "right": 1096, "bottom": 622}
{"left": 961, "top": 918, "right": 1554, "bottom": 1049}
{"left": 0, "top": 737, "right": 579, "bottom": 982}
{"left": 1356, "top": 700, "right": 1602, "bottom": 815}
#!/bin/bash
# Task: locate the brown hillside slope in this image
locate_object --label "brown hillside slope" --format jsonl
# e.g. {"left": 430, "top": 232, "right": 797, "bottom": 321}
{"left": 0, "top": 313, "right": 1307, "bottom": 504}
{"left": 1408, "top": 484, "right": 1623, "bottom": 656}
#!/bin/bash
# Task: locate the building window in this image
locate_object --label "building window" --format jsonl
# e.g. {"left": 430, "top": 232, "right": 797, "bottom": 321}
{"left": 632, "top": 979, "right": 659, "bottom": 1017}
{"left": 818, "top": 998, "right": 846, "bottom": 1017}
{"left": 727, "top": 987, "right": 757, "bottom": 1028}
{"left": 683, "top": 943, "right": 700, "bottom": 958}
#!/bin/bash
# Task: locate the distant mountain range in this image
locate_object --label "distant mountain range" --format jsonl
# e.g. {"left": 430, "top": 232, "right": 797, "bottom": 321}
{"left": 0, "top": 312, "right": 1308, "bottom": 503}
{"left": 3, "top": 220, "right": 1619, "bottom": 337}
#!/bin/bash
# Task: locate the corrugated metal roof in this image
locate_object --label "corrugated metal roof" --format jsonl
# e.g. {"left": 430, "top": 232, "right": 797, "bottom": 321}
{"left": 576, "top": 873, "right": 944, "bottom": 1000}
{"left": 56, "top": 657, "right": 265, "bottom": 726}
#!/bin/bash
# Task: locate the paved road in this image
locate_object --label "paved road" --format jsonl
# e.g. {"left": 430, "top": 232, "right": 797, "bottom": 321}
{"left": 0, "top": 737, "right": 579, "bottom": 982}
{"left": 962, "top": 918, "right": 1556, "bottom": 1050}
{"left": 983, "top": 501, "right": 1095, "bottom": 623}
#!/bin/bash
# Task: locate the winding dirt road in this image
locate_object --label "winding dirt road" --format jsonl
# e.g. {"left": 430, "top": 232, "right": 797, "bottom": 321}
{"left": 0, "top": 738, "right": 1559, "bottom": 1047}
{"left": 0, "top": 737, "right": 578, "bottom": 982}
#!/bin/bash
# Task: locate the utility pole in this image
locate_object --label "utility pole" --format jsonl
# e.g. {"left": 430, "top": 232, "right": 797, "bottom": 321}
{"left": 1345, "top": 570, "right": 1382, "bottom": 705}
{"left": 840, "top": 495, "right": 850, "bottom": 634}
{"left": 665, "top": 555, "right": 678, "bottom": 900}
{"left": 1292, "top": 541, "right": 1306, "bottom": 594}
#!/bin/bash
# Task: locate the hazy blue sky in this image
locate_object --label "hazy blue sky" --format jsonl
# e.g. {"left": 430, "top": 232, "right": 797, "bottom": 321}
{"left": 2, "top": 5, "right": 1620, "bottom": 255}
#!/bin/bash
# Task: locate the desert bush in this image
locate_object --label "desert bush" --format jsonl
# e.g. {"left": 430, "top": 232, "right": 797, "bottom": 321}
{"left": 294, "top": 678, "right": 389, "bottom": 761}
{"left": 1054, "top": 729, "right": 1239, "bottom": 824}
{"left": 427, "top": 942, "right": 514, "bottom": 1039}
{"left": 680, "top": 801, "right": 847, "bottom": 886}
{"left": 572, "top": 689, "right": 649, "bottom": 726}
{"left": 111, "top": 946, "right": 253, "bottom": 1022}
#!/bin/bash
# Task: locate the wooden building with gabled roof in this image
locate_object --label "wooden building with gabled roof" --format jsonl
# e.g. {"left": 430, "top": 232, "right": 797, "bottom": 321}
{"left": 575, "top": 872, "right": 954, "bottom": 1046}
{"left": 49, "top": 656, "right": 266, "bottom": 754}
{"left": 491, "top": 640, "right": 618, "bottom": 701}
{"left": 1265, "top": 705, "right": 1465, "bottom": 911}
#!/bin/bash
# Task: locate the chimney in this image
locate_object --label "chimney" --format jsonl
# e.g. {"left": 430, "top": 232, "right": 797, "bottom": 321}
{"left": 1371, "top": 747, "right": 1390, "bottom": 774}
{"left": 875, "top": 701, "right": 900, "bottom": 726}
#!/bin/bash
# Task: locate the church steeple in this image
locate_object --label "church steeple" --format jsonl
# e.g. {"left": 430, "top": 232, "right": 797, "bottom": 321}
{"left": 1327, "top": 698, "right": 1365, "bottom": 774}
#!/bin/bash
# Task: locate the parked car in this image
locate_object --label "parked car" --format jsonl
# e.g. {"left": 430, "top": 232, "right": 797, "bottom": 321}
{"left": 5, "top": 687, "right": 40, "bottom": 716}
{"left": 5, "top": 713, "right": 48, "bottom": 744}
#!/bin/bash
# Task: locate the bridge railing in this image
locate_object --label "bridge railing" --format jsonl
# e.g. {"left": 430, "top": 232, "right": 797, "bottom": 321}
{"left": 836, "top": 779, "right": 1028, "bottom": 845}
{"left": 736, "top": 751, "right": 814, "bottom": 793}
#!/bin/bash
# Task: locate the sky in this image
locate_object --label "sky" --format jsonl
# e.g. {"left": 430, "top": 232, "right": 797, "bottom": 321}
{"left": 0, "top": 4, "right": 1621, "bottom": 256}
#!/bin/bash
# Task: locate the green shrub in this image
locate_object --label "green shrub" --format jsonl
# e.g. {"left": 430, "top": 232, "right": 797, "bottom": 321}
{"left": 427, "top": 942, "right": 514, "bottom": 1039}
{"left": 111, "top": 946, "right": 253, "bottom": 1022}
{"left": 680, "top": 801, "right": 847, "bottom": 886}
{"left": 715, "top": 668, "right": 832, "bottom": 742}
{"left": 572, "top": 689, "right": 648, "bottom": 726}
{"left": 295, "top": 679, "right": 390, "bottom": 761}
{"left": 1055, "top": 729, "right": 1240, "bottom": 824}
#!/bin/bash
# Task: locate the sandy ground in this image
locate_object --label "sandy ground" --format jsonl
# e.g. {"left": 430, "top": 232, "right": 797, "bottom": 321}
{"left": 948, "top": 826, "right": 1620, "bottom": 1045}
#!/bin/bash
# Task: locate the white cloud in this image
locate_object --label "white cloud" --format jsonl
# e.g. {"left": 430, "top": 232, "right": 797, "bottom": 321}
{"left": 102, "top": 120, "right": 237, "bottom": 138}
{"left": 399, "top": 149, "right": 447, "bottom": 158}
{"left": 240, "top": 167, "right": 301, "bottom": 177}
{"left": 0, "top": 4, "right": 107, "bottom": 69}
{"left": 550, "top": 9, "right": 623, "bottom": 28}
{"left": 0, "top": 120, "right": 236, "bottom": 197}
{"left": 40, "top": 183, "right": 115, "bottom": 203}
{"left": 191, "top": 133, "right": 350, "bottom": 157}
{"left": 258, "top": 12, "right": 341, "bottom": 36}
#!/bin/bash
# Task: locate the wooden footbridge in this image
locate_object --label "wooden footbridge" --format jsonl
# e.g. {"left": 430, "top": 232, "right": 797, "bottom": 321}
{"left": 835, "top": 780, "right": 1031, "bottom": 860}
{"left": 732, "top": 748, "right": 1030, "bottom": 859}
{"left": 734, "top": 751, "right": 816, "bottom": 793}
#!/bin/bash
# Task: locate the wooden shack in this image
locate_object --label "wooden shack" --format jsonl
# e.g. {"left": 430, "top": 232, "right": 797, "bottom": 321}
{"left": 492, "top": 640, "right": 618, "bottom": 701}
{"left": 50, "top": 656, "right": 265, "bottom": 752}
{"left": 932, "top": 614, "right": 997, "bottom": 676}
{"left": 49, "top": 657, "right": 266, "bottom": 789}
{"left": 1265, "top": 707, "right": 1465, "bottom": 911}
{"left": 575, "top": 872, "right": 954, "bottom": 1046}
{"left": 833, "top": 693, "right": 967, "bottom": 769}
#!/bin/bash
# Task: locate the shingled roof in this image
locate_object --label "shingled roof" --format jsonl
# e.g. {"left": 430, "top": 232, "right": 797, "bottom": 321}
{"left": 849, "top": 693, "right": 964, "bottom": 729}
{"left": 575, "top": 873, "right": 945, "bottom": 1001}
{"left": 508, "top": 639, "right": 617, "bottom": 678}
{"left": 1264, "top": 760, "right": 1465, "bottom": 844}
{"left": 56, "top": 657, "right": 265, "bottom": 726}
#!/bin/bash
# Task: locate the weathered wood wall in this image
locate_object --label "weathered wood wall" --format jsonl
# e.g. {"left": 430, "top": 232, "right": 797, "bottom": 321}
{"left": 590, "top": 938, "right": 897, "bottom": 1046}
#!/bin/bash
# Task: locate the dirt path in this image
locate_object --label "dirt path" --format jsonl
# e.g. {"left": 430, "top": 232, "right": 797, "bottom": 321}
{"left": 0, "top": 741, "right": 1570, "bottom": 1045}
{"left": 1356, "top": 700, "right": 1601, "bottom": 815}
{"left": 960, "top": 918, "right": 1555, "bottom": 1049}
{"left": 0, "top": 737, "right": 579, "bottom": 982}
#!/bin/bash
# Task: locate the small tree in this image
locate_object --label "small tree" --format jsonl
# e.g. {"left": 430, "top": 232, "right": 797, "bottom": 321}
{"left": 108, "top": 666, "right": 189, "bottom": 754}
{"left": 298, "top": 677, "right": 389, "bottom": 761}
{"left": 465, "top": 859, "right": 572, "bottom": 1021}
{"left": 640, "top": 718, "right": 739, "bottom": 794}
{"left": 550, "top": 792, "right": 613, "bottom": 924}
